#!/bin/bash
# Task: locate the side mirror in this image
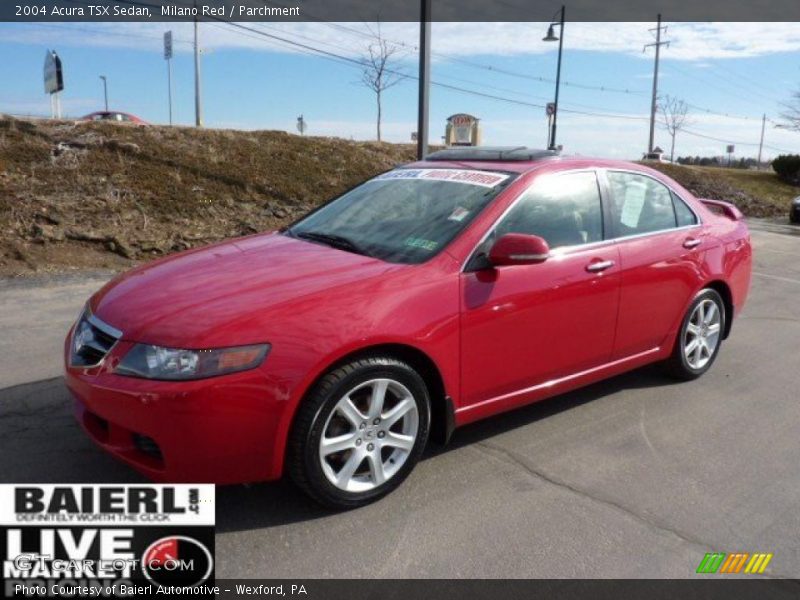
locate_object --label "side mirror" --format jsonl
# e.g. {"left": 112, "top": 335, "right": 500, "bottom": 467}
{"left": 489, "top": 233, "right": 550, "bottom": 267}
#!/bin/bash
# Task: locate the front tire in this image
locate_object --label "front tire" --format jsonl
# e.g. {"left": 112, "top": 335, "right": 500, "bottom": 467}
{"left": 665, "top": 288, "right": 726, "bottom": 380}
{"left": 287, "top": 356, "right": 430, "bottom": 508}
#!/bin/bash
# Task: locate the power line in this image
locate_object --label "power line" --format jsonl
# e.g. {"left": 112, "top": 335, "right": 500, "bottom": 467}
{"left": 681, "top": 127, "right": 794, "bottom": 153}
{"left": 270, "top": 11, "right": 649, "bottom": 96}
{"left": 234, "top": 23, "right": 652, "bottom": 112}
{"left": 27, "top": 12, "right": 659, "bottom": 123}
{"left": 18, "top": 22, "right": 192, "bottom": 45}
{"left": 210, "top": 20, "right": 654, "bottom": 123}
{"left": 697, "top": 62, "right": 785, "bottom": 105}
{"left": 679, "top": 101, "right": 761, "bottom": 122}
{"left": 661, "top": 62, "right": 784, "bottom": 110}
{"left": 713, "top": 61, "right": 783, "bottom": 98}
{"left": 249, "top": 23, "right": 548, "bottom": 102}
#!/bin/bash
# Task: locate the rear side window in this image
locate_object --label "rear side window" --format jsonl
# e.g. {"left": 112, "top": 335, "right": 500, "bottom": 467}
{"left": 672, "top": 192, "right": 698, "bottom": 226}
{"left": 494, "top": 171, "right": 603, "bottom": 249}
{"left": 606, "top": 171, "right": 677, "bottom": 237}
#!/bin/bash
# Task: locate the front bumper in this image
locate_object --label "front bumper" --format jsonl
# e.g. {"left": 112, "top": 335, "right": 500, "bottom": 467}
{"left": 65, "top": 335, "right": 290, "bottom": 484}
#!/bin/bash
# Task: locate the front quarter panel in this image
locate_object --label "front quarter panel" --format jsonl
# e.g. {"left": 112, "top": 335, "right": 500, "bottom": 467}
{"left": 261, "top": 255, "right": 461, "bottom": 479}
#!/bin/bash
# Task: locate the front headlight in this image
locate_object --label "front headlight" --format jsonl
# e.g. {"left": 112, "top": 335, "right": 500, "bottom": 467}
{"left": 116, "top": 343, "right": 269, "bottom": 380}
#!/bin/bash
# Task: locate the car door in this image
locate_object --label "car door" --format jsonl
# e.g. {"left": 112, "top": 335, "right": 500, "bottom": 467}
{"left": 602, "top": 170, "right": 706, "bottom": 359}
{"left": 459, "top": 170, "right": 621, "bottom": 409}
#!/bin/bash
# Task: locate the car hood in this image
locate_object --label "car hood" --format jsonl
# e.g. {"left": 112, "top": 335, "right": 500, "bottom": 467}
{"left": 91, "top": 232, "right": 403, "bottom": 348}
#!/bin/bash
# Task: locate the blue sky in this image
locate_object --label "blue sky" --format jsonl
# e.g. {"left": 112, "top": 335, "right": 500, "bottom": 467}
{"left": 1, "top": 21, "right": 799, "bottom": 159}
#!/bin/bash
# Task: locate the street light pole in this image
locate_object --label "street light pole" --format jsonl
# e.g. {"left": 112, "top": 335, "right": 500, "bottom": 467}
{"left": 543, "top": 6, "right": 565, "bottom": 151}
{"left": 167, "top": 57, "right": 173, "bottom": 126}
{"left": 164, "top": 31, "right": 174, "bottom": 126}
{"left": 99, "top": 75, "right": 108, "bottom": 111}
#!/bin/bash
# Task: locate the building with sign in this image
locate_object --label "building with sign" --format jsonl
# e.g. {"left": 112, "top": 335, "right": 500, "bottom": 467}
{"left": 445, "top": 113, "right": 481, "bottom": 146}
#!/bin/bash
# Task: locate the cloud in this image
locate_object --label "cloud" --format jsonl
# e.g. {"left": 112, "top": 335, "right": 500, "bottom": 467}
{"left": 3, "top": 21, "right": 800, "bottom": 62}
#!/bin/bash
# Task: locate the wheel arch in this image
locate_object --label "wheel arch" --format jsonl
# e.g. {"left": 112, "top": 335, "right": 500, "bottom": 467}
{"left": 286, "top": 343, "right": 455, "bottom": 464}
{"left": 704, "top": 279, "right": 734, "bottom": 339}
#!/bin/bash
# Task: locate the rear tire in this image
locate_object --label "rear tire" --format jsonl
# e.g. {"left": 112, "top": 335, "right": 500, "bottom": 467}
{"left": 664, "top": 288, "right": 726, "bottom": 380}
{"left": 287, "top": 356, "right": 430, "bottom": 509}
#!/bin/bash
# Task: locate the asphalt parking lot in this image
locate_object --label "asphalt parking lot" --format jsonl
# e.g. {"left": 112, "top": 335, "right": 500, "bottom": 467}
{"left": 1, "top": 221, "right": 799, "bottom": 578}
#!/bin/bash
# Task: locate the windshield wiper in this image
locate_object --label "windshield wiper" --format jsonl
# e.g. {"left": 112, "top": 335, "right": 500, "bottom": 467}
{"left": 292, "top": 230, "right": 371, "bottom": 257}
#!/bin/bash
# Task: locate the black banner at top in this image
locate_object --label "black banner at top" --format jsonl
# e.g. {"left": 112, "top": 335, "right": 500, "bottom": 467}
{"left": 3, "top": 0, "right": 800, "bottom": 22}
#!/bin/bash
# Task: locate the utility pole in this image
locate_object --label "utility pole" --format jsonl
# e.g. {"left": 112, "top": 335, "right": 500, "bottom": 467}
{"left": 757, "top": 113, "right": 766, "bottom": 165}
{"left": 416, "top": 0, "right": 431, "bottom": 160}
{"left": 645, "top": 15, "right": 669, "bottom": 153}
{"left": 193, "top": 4, "right": 203, "bottom": 127}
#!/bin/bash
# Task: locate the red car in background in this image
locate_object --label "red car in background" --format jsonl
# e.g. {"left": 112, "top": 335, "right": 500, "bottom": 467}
{"left": 64, "top": 147, "right": 752, "bottom": 508}
{"left": 79, "top": 111, "right": 148, "bottom": 125}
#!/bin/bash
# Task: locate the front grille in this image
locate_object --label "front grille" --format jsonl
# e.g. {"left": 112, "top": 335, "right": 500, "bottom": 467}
{"left": 133, "top": 434, "right": 163, "bottom": 461}
{"left": 70, "top": 312, "right": 121, "bottom": 367}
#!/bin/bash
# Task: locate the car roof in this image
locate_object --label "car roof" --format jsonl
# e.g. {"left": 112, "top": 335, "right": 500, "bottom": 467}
{"left": 406, "top": 147, "right": 656, "bottom": 176}
{"left": 426, "top": 146, "right": 559, "bottom": 162}
{"left": 85, "top": 111, "right": 139, "bottom": 118}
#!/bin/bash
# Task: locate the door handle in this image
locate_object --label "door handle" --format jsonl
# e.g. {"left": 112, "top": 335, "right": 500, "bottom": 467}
{"left": 586, "top": 260, "right": 615, "bottom": 273}
{"left": 683, "top": 238, "right": 702, "bottom": 249}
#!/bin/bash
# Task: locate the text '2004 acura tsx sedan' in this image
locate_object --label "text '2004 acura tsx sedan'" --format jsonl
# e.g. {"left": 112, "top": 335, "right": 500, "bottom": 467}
{"left": 65, "top": 147, "right": 752, "bottom": 508}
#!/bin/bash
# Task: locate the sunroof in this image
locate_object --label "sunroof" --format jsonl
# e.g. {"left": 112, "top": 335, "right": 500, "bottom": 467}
{"left": 424, "top": 146, "right": 560, "bottom": 162}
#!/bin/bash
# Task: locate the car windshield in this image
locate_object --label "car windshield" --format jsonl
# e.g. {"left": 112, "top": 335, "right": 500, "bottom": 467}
{"left": 286, "top": 168, "right": 515, "bottom": 264}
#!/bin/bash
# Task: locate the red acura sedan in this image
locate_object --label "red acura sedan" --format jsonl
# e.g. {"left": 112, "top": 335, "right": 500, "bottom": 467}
{"left": 79, "top": 111, "right": 149, "bottom": 125}
{"left": 65, "top": 147, "right": 752, "bottom": 507}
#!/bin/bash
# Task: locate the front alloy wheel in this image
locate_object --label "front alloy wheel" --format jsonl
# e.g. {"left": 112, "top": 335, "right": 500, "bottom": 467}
{"left": 319, "top": 378, "right": 419, "bottom": 493}
{"left": 288, "top": 356, "right": 430, "bottom": 508}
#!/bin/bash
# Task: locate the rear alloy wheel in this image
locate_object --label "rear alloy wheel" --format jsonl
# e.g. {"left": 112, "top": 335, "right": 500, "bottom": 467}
{"left": 665, "top": 288, "right": 726, "bottom": 380}
{"left": 288, "top": 357, "right": 430, "bottom": 508}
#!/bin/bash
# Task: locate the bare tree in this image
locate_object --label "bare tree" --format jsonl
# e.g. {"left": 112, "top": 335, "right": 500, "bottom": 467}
{"left": 659, "top": 95, "right": 691, "bottom": 162}
{"left": 360, "top": 24, "right": 405, "bottom": 142}
{"left": 780, "top": 89, "right": 800, "bottom": 131}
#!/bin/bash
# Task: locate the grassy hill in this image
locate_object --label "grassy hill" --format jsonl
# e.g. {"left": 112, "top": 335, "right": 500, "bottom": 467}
{"left": 647, "top": 163, "right": 796, "bottom": 218}
{"left": 0, "top": 116, "right": 416, "bottom": 276}
{"left": 0, "top": 116, "right": 796, "bottom": 276}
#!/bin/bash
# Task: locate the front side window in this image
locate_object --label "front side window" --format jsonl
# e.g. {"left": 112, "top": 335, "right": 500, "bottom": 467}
{"left": 287, "top": 168, "right": 515, "bottom": 264}
{"left": 606, "top": 171, "right": 678, "bottom": 236}
{"left": 494, "top": 171, "right": 604, "bottom": 249}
